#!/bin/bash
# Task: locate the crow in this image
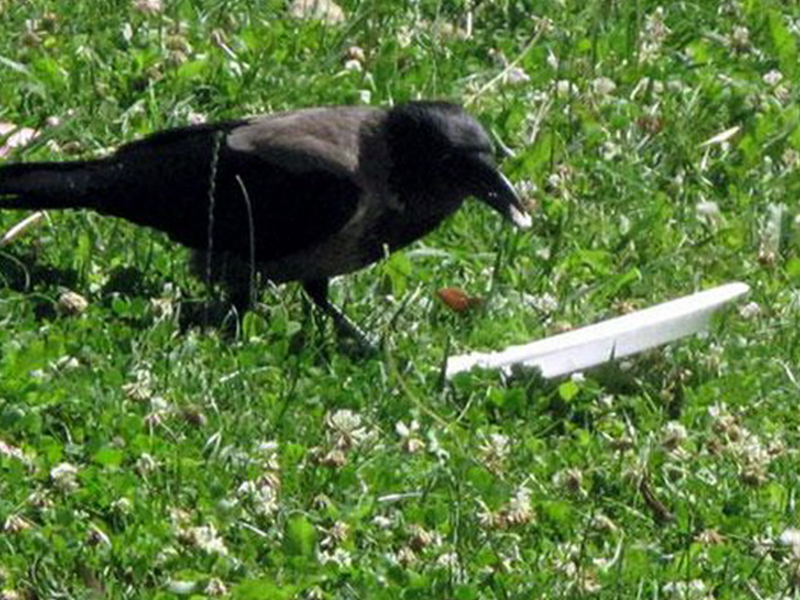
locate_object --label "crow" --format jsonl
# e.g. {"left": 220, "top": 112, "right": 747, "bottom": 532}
{"left": 0, "top": 101, "right": 530, "bottom": 349}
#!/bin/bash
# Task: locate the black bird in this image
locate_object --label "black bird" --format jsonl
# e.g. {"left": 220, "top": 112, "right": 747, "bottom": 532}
{"left": 0, "top": 101, "right": 530, "bottom": 348}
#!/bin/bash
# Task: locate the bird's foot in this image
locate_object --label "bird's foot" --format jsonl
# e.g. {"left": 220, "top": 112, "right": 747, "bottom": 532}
{"left": 332, "top": 313, "right": 379, "bottom": 357}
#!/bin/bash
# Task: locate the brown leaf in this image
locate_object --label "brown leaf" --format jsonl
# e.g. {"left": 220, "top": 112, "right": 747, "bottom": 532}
{"left": 636, "top": 115, "right": 664, "bottom": 135}
{"left": 639, "top": 475, "right": 675, "bottom": 524}
{"left": 436, "top": 287, "right": 482, "bottom": 313}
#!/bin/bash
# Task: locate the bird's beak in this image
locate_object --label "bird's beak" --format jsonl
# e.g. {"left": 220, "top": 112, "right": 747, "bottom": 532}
{"left": 478, "top": 169, "right": 532, "bottom": 230}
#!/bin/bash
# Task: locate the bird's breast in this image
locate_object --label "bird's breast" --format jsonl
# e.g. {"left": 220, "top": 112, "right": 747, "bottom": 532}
{"left": 257, "top": 190, "right": 462, "bottom": 283}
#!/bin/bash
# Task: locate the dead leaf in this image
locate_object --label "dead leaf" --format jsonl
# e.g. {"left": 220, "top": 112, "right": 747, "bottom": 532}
{"left": 639, "top": 475, "right": 675, "bottom": 524}
{"left": 437, "top": 288, "right": 482, "bottom": 313}
{"left": 636, "top": 115, "right": 664, "bottom": 135}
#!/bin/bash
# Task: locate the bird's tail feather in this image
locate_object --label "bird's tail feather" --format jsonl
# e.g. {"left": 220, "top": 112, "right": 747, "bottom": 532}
{"left": 0, "top": 160, "right": 104, "bottom": 210}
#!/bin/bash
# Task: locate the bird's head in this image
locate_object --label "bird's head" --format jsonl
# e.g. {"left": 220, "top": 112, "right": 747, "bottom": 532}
{"left": 383, "top": 102, "right": 531, "bottom": 229}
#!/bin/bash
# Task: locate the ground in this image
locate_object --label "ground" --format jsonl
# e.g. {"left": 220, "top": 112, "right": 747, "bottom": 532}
{"left": 1, "top": 0, "right": 800, "bottom": 598}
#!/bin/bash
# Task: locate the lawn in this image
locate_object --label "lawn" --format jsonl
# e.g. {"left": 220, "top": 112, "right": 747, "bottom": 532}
{"left": 1, "top": 0, "right": 800, "bottom": 598}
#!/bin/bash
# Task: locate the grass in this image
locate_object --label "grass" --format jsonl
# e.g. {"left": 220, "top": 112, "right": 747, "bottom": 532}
{"left": 1, "top": 0, "right": 800, "bottom": 597}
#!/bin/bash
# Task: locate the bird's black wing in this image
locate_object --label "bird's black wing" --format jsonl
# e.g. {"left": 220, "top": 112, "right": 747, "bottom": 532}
{"left": 103, "top": 108, "right": 377, "bottom": 262}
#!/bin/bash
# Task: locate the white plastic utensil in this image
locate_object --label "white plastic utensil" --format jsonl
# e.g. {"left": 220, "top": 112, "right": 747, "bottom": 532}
{"left": 446, "top": 282, "right": 750, "bottom": 379}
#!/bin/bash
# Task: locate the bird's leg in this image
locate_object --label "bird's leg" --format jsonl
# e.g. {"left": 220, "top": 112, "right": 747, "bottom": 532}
{"left": 303, "top": 279, "right": 377, "bottom": 355}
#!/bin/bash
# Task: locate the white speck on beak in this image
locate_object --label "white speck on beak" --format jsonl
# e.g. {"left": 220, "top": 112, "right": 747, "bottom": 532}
{"left": 510, "top": 204, "right": 532, "bottom": 229}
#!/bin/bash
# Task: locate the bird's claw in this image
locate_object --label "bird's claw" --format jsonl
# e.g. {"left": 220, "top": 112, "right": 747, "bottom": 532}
{"left": 332, "top": 313, "right": 379, "bottom": 357}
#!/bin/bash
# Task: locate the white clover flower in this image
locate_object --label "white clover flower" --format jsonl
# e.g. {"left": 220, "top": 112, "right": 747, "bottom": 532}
{"left": 532, "top": 15, "right": 554, "bottom": 35}
{"left": 730, "top": 25, "right": 750, "bottom": 50}
{"left": 592, "top": 76, "right": 617, "bottom": 97}
{"left": 27, "top": 490, "right": 53, "bottom": 511}
{"left": 601, "top": 141, "right": 622, "bottom": 161}
{"left": 695, "top": 529, "right": 725, "bottom": 545}
{"left": 763, "top": 69, "right": 783, "bottom": 86}
{"left": 644, "top": 7, "right": 670, "bottom": 42}
{"left": 750, "top": 533, "right": 772, "bottom": 558}
{"left": 345, "top": 45, "right": 365, "bottom": 63}
{"left": 187, "top": 111, "right": 207, "bottom": 125}
{"left": 289, "top": 0, "right": 345, "bottom": 25}
{"left": 319, "top": 448, "right": 347, "bottom": 468}
{"left": 477, "top": 500, "right": 496, "bottom": 529}
{"left": 396, "top": 25, "right": 413, "bottom": 48}
{"left": 396, "top": 546, "right": 417, "bottom": 567}
{"left": 343, "top": 59, "right": 362, "bottom": 72}
{"left": 321, "top": 521, "right": 349, "bottom": 549}
{"left": 780, "top": 528, "right": 800, "bottom": 554}
{"left": 111, "top": 497, "right": 133, "bottom": 515}
{"left": 505, "top": 486, "right": 534, "bottom": 526}
{"left": 667, "top": 78, "right": 687, "bottom": 93}
{"left": 132, "top": 0, "right": 163, "bottom": 15}
{"left": 238, "top": 478, "right": 280, "bottom": 517}
{"left": 554, "top": 468, "right": 585, "bottom": 495}
{"left": 436, "top": 552, "right": 459, "bottom": 570}
{"left": 426, "top": 430, "right": 450, "bottom": 461}
{"left": 372, "top": 514, "right": 392, "bottom": 529}
{"left": 505, "top": 67, "right": 530, "bottom": 85}
{"left": 695, "top": 200, "right": 722, "bottom": 226}
{"left": 661, "top": 421, "right": 688, "bottom": 450}
{"left": 479, "top": 433, "right": 510, "bottom": 473}
{"left": 529, "top": 292, "right": 559, "bottom": 313}
{"left": 143, "top": 410, "right": 167, "bottom": 427}
{"left": 205, "top": 578, "right": 227, "bottom": 597}
{"left": 326, "top": 409, "right": 370, "bottom": 448}
{"left": 135, "top": 453, "right": 158, "bottom": 475}
{"left": 254, "top": 490, "right": 279, "bottom": 518}
{"left": 662, "top": 579, "right": 708, "bottom": 599}
{"left": 256, "top": 440, "right": 281, "bottom": 471}
{"left": 408, "top": 524, "right": 440, "bottom": 550}
{"left": 184, "top": 524, "right": 228, "bottom": 556}
{"left": 738, "top": 301, "right": 761, "bottom": 320}
{"left": 4, "top": 514, "right": 33, "bottom": 533}
{"left": 395, "top": 420, "right": 424, "bottom": 453}
{"left": 327, "top": 409, "right": 361, "bottom": 431}
{"left": 123, "top": 367, "right": 153, "bottom": 401}
{"left": 577, "top": 571, "right": 602, "bottom": 594}
{"left": 0, "top": 440, "right": 25, "bottom": 461}
{"left": 774, "top": 84, "right": 791, "bottom": 104}
{"left": 150, "top": 396, "right": 169, "bottom": 411}
{"left": 319, "top": 547, "right": 352, "bottom": 567}
{"left": 555, "top": 80, "right": 578, "bottom": 98}
{"left": 639, "top": 7, "right": 671, "bottom": 63}
{"left": 782, "top": 149, "right": 799, "bottom": 170}
{"left": 50, "top": 462, "right": 79, "bottom": 491}
{"left": 57, "top": 290, "right": 88, "bottom": 316}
